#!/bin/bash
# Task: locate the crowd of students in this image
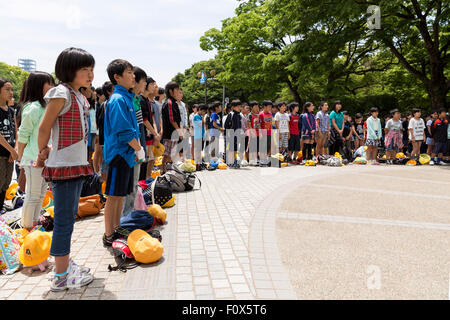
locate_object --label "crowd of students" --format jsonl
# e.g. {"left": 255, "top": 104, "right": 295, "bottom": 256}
{"left": 0, "top": 47, "right": 449, "bottom": 292}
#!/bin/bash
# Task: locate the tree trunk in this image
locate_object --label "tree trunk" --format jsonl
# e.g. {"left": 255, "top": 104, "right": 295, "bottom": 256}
{"left": 286, "top": 77, "right": 301, "bottom": 102}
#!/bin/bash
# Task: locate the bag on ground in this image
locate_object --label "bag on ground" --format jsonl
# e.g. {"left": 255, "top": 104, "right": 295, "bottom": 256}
{"left": 120, "top": 210, "right": 156, "bottom": 232}
{"left": 80, "top": 173, "right": 102, "bottom": 197}
{"left": 0, "top": 217, "right": 21, "bottom": 275}
{"left": 77, "top": 194, "right": 106, "bottom": 219}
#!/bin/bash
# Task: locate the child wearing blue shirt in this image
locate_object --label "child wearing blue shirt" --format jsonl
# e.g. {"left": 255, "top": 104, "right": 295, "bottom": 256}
{"left": 103, "top": 59, "right": 145, "bottom": 247}
{"left": 194, "top": 104, "right": 207, "bottom": 170}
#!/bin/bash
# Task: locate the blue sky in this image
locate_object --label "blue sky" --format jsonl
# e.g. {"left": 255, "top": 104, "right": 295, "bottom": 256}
{"left": 0, "top": 0, "right": 238, "bottom": 88}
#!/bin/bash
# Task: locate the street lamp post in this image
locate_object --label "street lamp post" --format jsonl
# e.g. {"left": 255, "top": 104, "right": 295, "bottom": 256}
{"left": 198, "top": 70, "right": 227, "bottom": 118}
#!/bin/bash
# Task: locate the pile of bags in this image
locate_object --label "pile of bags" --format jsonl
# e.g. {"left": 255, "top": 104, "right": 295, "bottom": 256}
{"left": 109, "top": 204, "right": 166, "bottom": 272}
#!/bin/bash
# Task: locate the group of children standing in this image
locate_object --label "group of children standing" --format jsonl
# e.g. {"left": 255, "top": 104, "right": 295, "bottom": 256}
{"left": 0, "top": 46, "right": 449, "bottom": 292}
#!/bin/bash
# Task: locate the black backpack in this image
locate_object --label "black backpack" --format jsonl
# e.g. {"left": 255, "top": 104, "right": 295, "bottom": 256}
{"left": 81, "top": 173, "right": 102, "bottom": 197}
{"left": 142, "top": 175, "right": 173, "bottom": 206}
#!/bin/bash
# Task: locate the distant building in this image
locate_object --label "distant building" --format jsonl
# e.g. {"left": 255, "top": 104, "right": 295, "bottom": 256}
{"left": 18, "top": 59, "right": 36, "bottom": 73}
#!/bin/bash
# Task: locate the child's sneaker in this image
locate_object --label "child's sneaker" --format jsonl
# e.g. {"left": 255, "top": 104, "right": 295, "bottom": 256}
{"left": 69, "top": 258, "right": 90, "bottom": 274}
{"left": 429, "top": 160, "right": 435, "bottom": 165}
{"left": 50, "top": 264, "right": 94, "bottom": 292}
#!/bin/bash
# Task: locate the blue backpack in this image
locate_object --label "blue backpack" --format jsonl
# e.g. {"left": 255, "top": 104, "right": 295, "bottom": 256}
{"left": 120, "top": 210, "right": 156, "bottom": 232}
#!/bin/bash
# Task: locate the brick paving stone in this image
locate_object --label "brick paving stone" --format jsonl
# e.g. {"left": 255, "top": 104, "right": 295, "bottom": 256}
{"left": 177, "top": 291, "right": 196, "bottom": 300}
{"left": 0, "top": 290, "right": 14, "bottom": 299}
{"left": 228, "top": 275, "right": 247, "bottom": 284}
{"left": 214, "top": 288, "right": 234, "bottom": 299}
{"left": 212, "top": 279, "right": 230, "bottom": 289}
{"left": 3, "top": 281, "right": 23, "bottom": 290}
{"left": 46, "top": 291, "right": 66, "bottom": 300}
{"left": 82, "top": 287, "right": 104, "bottom": 297}
{"left": 195, "top": 285, "right": 213, "bottom": 295}
{"left": 231, "top": 284, "right": 250, "bottom": 294}
{"left": 193, "top": 276, "right": 210, "bottom": 286}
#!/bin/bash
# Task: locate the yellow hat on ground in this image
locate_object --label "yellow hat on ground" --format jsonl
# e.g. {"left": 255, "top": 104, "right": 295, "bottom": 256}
{"left": 419, "top": 154, "right": 430, "bottom": 165}
{"left": 147, "top": 204, "right": 167, "bottom": 223}
{"left": 19, "top": 231, "right": 52, "bottom": 267}
{"left": 406, "top": 159, "right": 417, "bottom": 166}
{"left": 396, "top": 152, "right": 405, "bottom": 159}
{"left": 305, "top": 160, "right": 316, "bottom": 166}
{"left": 162, "top": 196, "right": 175, "bottom": 208}
{"left": 218, "top": 163, "right": 227, "bottom": 170}
{"left": 152, "top": 143, "right": 165, "bottom": 158}
{"left": 5, "top": 183, "right": 18, "bottom": 200}
{"left": 281, "top": 163, "right": 288, "bottom": 168}
{"left": 128, "top": 229, "right": 163, "bottom": 264}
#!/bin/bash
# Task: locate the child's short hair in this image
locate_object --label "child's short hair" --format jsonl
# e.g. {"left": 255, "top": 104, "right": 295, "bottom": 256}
{"left": 164, "top": 81, "right": 180, "bottom": 99}
{"left": 355, "top": 113, "right": 362, "bottom": 119}
{"left": 107, "top": 59, "right": 133, "bottom": 85}
{"left": 102, "top": 81, "right": 114, "bottom": 99}
{"left": 133, "top": 67, "right": 147, "bottom": 83}
{"left": 370, "top": 107, "right": 378, "bottom": 113}
{"left": 277, "top": 101, "right": 286, "bottom": 108}
{"left": 411, "top": 108, "right": 421, "bottom": 115}
{"left": 262, "top": 100, "right": 273, "bottom": 107}
{"left": 95, "top": 87, "right": 103, "bottom": 96}
{"left": 288, "top": 102, "right": 299, "bottom": 113}
{"left": 198, "top": 104, "right": 208, "bottom": 112}
{"left": 343, "top": 110, "right": 348, "bottom": 115}
{"left": 390, "top": 109, "right": 400, "bottom": 117}
{"left": 158, "top": 87, "right": 165, "bottom": 95}
{"left": 145, "top": 77, "right": 155, "bottom": 90}
{"left": 231, "top": 99, "right": 242, "bottom": 107}
{"left": 55, "top": 47, "right": 95, "bottom": 83}
{"left": 438, "top": 107, "right": 447, "bottom": 114}
{"left": 319, "top": 101, "right": 328, "bottom": 109}
{"left": 249, "top": 101, "right": 259, "bottom": 108}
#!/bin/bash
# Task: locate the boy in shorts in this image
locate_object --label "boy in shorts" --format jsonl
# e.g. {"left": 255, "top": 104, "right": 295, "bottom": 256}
{"left": 103, "top": 59, "right": 145, "bottom": 246}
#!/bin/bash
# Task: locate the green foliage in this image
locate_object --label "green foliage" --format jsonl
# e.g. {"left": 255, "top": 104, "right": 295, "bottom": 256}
{"left": 194, "top": 0, "right": 449, "bottom": 113}
{"left": 0, "top": 62, "right": 29, "bottom": 102}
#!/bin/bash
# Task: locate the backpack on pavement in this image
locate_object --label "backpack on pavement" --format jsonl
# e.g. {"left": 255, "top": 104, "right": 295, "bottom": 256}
{"left": 164, "top": 163, "right": 201, "bottom": 192}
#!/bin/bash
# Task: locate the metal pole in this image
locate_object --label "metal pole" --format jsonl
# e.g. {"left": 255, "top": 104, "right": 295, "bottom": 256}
{"left": 222, "top": 85, "right": 225, "bottom": 119}
{"left": 204, "top": 77, "right": 207, "bottom": 105}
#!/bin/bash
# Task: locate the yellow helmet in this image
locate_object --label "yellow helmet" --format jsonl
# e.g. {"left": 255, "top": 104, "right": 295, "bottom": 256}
{"left": 147, "top": 204, "right": 167, "bottom": 223}
{"left": 128, "top": 229, "right": 163, "bottom": 264}
{"left": 19, "top": 231, "right": 52, "bottom": 267}
{"left": 152, "top": 143, "right": 165, "bottom": 158}
{"left": 396, "top": 152, "right": 405, "bottom": 159}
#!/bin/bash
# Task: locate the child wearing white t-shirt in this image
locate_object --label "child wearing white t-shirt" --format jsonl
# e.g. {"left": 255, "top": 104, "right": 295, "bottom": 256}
{"left": 408, "top": 108, "right": 425, "bottom": 160}
{"left": 275, "top": 103, "right": 290, "bottom": 154}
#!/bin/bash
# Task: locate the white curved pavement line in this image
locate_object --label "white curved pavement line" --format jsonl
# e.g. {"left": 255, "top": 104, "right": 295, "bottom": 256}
{"left": 118, "top": 164, "right": 355, "bottom": 300}
{"left": 247, "top": 167, "right": 357, "bottom": 299}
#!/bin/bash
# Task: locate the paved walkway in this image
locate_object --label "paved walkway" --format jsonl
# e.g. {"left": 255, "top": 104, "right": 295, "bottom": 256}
{"left": 1, "top": 164, "right": 449, "bottom": 299}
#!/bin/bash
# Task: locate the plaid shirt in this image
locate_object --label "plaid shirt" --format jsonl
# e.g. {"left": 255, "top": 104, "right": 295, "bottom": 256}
{"left": 43, "top": 84, "right": 92, "bottom": 181}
